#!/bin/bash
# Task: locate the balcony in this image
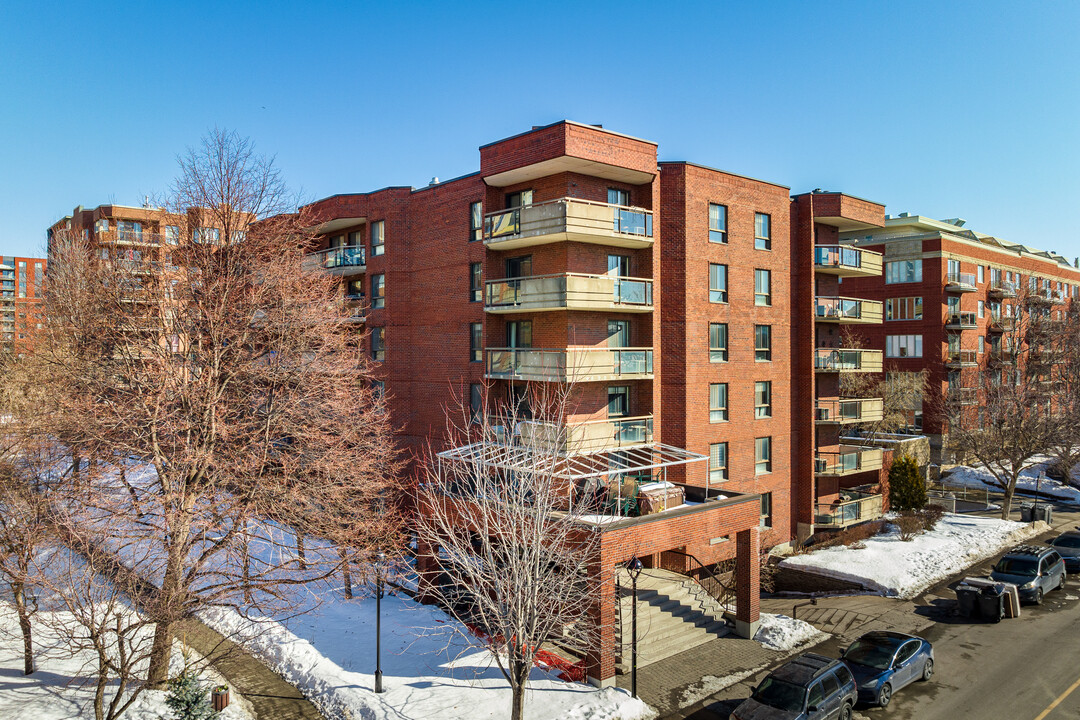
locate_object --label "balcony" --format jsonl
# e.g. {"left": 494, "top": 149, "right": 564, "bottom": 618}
{"left": 988, "top": 281, "right": 1017, "bottom": 298}
{"left": 483, "top": 198, "right": 653, "bottom": 251}
{"left": 1029, "top": 348, "right": 1065, "bottom": 366}
{"left": 303, "top": 246, "right": 367, "bottom": 276}
{"left": 945, "top": 271, "right": 978, "bottom": 292}
{"left": 945, "top": 312, "right": 977, "bottom": 330}
{"left": 485, "top": 273, "right": 653, "bottom": 314}
{"left": 815, "top": 487, "right": 884, "bottom": 530}
{"left": 989, "top": 348, "right": 1016, "bottom": 364}
{"left": 97, "top": 230, "right": 165, "bottom": 246}
{"left": 987, "top": 315, "right": 1015, "bottom": 332}
{"left": 485, "top": 347, "right": 653, "bottom": 382}
{"left": 1026, "top": 288, "right": 1065, "bottom": 306}
{"left": 945, "top": 350, "right": 978, "bottom": 368}
{"left": 813, "top": 245, "right": 883, "bottom": 278}
{"left": 814, "top": 446, "right": 884, "bottom": 476}
{"left": 948, "top": 387, "right": 977, "bottom": 406}
{"left": 814, "top": 296, "right": 883, "bottom": 324}
{"left": 814, "top": 397, "right": 884, "bottom": 425}
{"left": 518, "top": 415, "right": 654, "bottom": 455}
{"left": 813, "top": 348, "right": 883, "bottom": 373}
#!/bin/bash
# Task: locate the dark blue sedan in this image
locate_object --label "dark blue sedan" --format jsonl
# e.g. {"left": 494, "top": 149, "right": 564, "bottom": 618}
{"left": 840, "top": 631, "right": 934, "bottom": 708}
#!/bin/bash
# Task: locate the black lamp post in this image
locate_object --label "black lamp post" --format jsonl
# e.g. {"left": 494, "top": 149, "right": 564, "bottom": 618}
{"left": 625, "top": 556, "right": 643, "bottom": 698}
{"left": 375, "top": 551, "right": 386, "bottom": 693}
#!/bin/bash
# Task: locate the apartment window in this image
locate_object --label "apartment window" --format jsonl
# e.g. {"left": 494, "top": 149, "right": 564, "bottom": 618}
{"left": 164, "top": 225, "right": 179, "bottom": 244}
{"left": 886, "top": 297, "right": 923, "bottom": 320}
{"left": 885, "top": 260, "right": 923, "bottom": 284}
{"left": 328, "top": 235, "right": 344, "bottom": 249}
{"left": 755, "top": 325, "right": 772, "bottom": 361}
{"left": 608, "top": 386, "right": 629, "bottom": 418}
{"left": 372, "top": 273, "right": 385, "bottom": 309}
{"left": 709, "top": 263, "right": 728, "bottom": 303}
{"left": 990, "top": 267, "right": 1002, "bottom": 286}
{"left": 709, "top": 383, "right": 728, "bottom": 423}
{"left": 709, "top": 203, "right": 727, "bottom": 244}
{"left": 470, "top": 383, "right": 483, "bottom": 423}
{"left": 977, "top": 300, "right": 984, "bottom": 318}
{"left": 470, "top": 322, "right": 483, "bottom": 362}
{"left": 94, "top": 218, "right": 109, "bottom": 234}
{"left": 346, "top": 279, "right": 364, "bottom": 300}
{"left": 754, "top": 213, "right": 771, "bottom": 250}
{"left": 760, "top": 492, "right": 773, "bottom": 528}
{"left": 372, "top": 380, "right": 385, "bottom": 400}
{"left": 469, "top": 202, "right": 483, "bottom": 242}
{"left": 371, "top": 220, "right": 385, "bottom": 256}
{"left": 709, "top": 442, "right": 728, "bottom": 484}
{"left": 755, "top": 381, "right": 772, "bottom": 419}
{"left": 755, "top": 437, "right": 772, "bottom": 475}
{"left": 469, "top": 262, "right": 483, "bottom": 302}
{"left": 754, "top": 269, "right": 771, "bottom": 306}
{"left": 978, "top": 335, "right": 985, "bottom": 355}
{"left": 947, "top": 295, "right": 960, "bottom": 315}
{"left": 193, "top": 227, "right": 220, "bottom": 244}
{"left": 506, "top": 190, "right": 533, "bottom": 208}
{"left": 371, "top": 327, "right": 385, "bottom": 361}
{"left": 506, "top": 320, "right": 532, "bottom": 348}
{"left": 608, "top": 187, "right": 630, "bottom": 207}
{"left": 885, "top": 334, "right": 923, "bottom": 358}
{"left": 709, "top": 323, "right": 728, "bottom": 362}
{"left": 977, "top": 265, "right": 984, "bottom": 284}
{"left": 348, "top": 230, "right": 363, "bottom": 247}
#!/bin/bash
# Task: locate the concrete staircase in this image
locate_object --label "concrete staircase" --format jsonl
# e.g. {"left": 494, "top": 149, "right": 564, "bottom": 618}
{"left": 615, "top": 568, "right": 732, "bottom": 672}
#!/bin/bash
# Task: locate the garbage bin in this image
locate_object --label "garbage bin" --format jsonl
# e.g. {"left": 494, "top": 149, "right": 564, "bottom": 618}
{"left": 956, "top": 584, "right": 979, "bottom": 618}
{"left": 1032, "top": 504, "right": 1053, "bottom": 525}
{"left": 1020, "top": 503, "right": 1034, "bottom": 522}
{"left": 978, "top": 584, "right": 1006, "bottom": 623}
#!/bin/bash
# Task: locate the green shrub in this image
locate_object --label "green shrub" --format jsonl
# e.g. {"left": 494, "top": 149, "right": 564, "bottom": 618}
{"left": 889, "top": 455, "right": 926, "bottom": 511}
{"left": 165, "top": 669, "right": 220, "bottom": 720}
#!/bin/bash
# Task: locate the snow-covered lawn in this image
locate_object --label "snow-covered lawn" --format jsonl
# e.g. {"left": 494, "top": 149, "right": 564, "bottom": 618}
{"left": 753, "top": 613, "right": 828, "bottom": 652}
{"left": 200, "top": 587, "right": 651, "bottom": 720}
{"left": 779, "top": 514, "right": 1044, "bottom": 598}
{"left": 944, "top": 455, "right": 1080, "bottom": 504}
{"left": 0, "top": 605, "right": 252, "bottom": 720}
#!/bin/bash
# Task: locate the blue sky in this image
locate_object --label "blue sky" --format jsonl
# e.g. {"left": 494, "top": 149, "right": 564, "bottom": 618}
{"left": 2, "top": 1, "right": 1078, "bottom": 260}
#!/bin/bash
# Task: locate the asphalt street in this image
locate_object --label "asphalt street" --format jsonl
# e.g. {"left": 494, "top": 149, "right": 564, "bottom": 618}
{"left": 678, "top": 514, "right": 1080, "bottom": 720}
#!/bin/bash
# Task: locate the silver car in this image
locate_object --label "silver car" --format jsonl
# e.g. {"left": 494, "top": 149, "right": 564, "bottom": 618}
{"left": 990, "top": 544, "right": 1066, "bottom": 604}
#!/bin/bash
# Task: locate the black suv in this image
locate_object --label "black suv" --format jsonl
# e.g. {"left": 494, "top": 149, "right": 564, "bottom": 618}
{"left": 730, "top": 652, "right": 858, "bottom": 720}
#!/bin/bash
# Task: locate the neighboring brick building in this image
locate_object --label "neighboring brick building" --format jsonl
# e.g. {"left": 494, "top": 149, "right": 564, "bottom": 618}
{"left": 0, "top": 255, "right": 47, "bottom": 356}
{"left": 838, "top": 214, "right": 1080, "bottom": 460}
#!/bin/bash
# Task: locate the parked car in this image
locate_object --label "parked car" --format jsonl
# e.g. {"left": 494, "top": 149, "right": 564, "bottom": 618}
{"left": 729, "top": 652, "right": 857, "bottom": 720}
{"left": 990, "top": 544, "right": 1066, "bottom": 604}
{"left": 840, "top": 631, "right": 934, "bottom": 708}
{"left": 1048, "top": 532, "right": 1080, "bottom": 572}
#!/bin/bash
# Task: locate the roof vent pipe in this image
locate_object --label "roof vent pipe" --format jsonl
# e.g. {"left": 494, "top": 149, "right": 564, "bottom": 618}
{"left": 429, "top": 177, "right": 439, "bottom": 186}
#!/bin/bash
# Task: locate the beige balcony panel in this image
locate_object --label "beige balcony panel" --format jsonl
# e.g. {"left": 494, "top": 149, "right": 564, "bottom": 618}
{"left": 815, "top": 397, "right": 884, "bottom": 425}
{"left": 484, "top": 198, "right": 653, "bottom": 250}
{"left": 813, "top": 348, "right": 883, "bottom": 373}
{"left": 485, "top": 347, "right": 653, "bottom": 383}
{"left": 485, "top": 273, "right": 653, "bottom": 314}
{"left": 815, "top": 491, "right": 884, "bottom": 529}
{"left": 518, "top": 415, "right": 654, "bottom": 455}
{"left": 814, "top": 297, "right": 884, "bottom": 324}
{"left": 813, "top": 245, "right": 883, "bottom": 278}
{"left": 814, "top": 446, "right": 884, "bottom": 476}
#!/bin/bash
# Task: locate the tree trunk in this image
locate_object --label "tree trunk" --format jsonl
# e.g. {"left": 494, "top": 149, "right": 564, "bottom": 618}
{"left": 339, "top": 548, "right": 352, "bottom": 599}
{"left": 296, "top": 532, "right": 307, "bottom": 570}
{"left": 148, "top": 512, "right": 190, "bottom": 686}
{"left": 242, "top": 526, "right": 253, "bottom": 605}
{"left": 147, "top": 621, "right": 172, "bottom": 688}
{"left": 12, "top": 581, "right": 33, "bottom": 675}
{"left": 1001, "top": 480, "right": 1015, "bottom": 521}
{"left": 94, "top": 659, "right": 107, "bottom": 720}
{"left": 510, "top": 660, "right": 529, "bottom": 720}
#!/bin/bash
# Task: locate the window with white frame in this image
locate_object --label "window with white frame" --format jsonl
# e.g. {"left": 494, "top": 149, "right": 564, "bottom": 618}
{"left": 709, "top": 323, "right": 728, "bottom": 362}
{"left": 886, "top": 297, "right": 923, "bottom": 320}
{"left": 709, "top": 263, "right": 728, "bottom": 303}
{"left": 754, "top": 269, "right": 771, "bottom": 306}
{"left": 755, "top": 381, "right": 772, "bottom": 419}
{"left": 709, "top": 383, "right": 728, "bottom": 423}
{"left": 755, "top": 437, "right": 772, "bottom": 474}
{"left": 709, "top": 203, "right": 727, "bottom": 244}
{"left": 709, "top": 442, "right": 728, "bottom": 484}
{"left": 885, "top": 260, "right": 923, "bottom": 284}
{"left": 886, "top": 334, "right": 923, "bottom": 358}
{"left": 754, "top": 213, "right": 771, "bottom": 250}
{"left": 755, "top": 325, "right": 772, "bottom": 361}
{"left": 371, "top": 220, "right": 385, "bottom": 256}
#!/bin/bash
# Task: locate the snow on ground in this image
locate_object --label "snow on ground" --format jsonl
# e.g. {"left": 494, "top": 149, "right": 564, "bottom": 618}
{"left": 200, "top": 587, "right": 652, "bottom": 720}
{"left": 944, "top": 455, "right": 1080, "bottom": 504}
{"left": 779, "top": 514, "right": 1044, "bottom": 599}
{"left": 0, "top": 605, "right": 252, "bottom": 720}
{"left": 753, "top": 613, "right": 828, "bottom": 652}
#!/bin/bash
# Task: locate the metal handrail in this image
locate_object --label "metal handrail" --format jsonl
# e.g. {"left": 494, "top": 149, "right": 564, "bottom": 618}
{"left": 813, "top": 244, "right": 881, "bottom": 268}
{"left": 813, "top": 348, "right": 881, "bottom": 371}
{"left": 664, "top": 549, "right": 735, "bottom": 611}
{"left": 989, "top": 280, "right": 1017, "bottom": 295}
{"left": 945, "top": 312, "right": 978, "bottom": 326}
{"left": 483, "top": 197, "right": 654, "bottom": 240}
{"left": 482, "top": 196, "right": 652, "bottom": 219}
{"left": 946, "top": 350, "right": 978, "bottom": 364}
{"left": 306, "top": 245, "right": 367, "bottom": 268}
{"left": 946, "top": 271, "right": 977, "bottom": 286}
{"left": 485, "top": 273, "right": 653, "bottom": 308}
{"left": 814, "top": 296, "right": 880, "bottom": 319}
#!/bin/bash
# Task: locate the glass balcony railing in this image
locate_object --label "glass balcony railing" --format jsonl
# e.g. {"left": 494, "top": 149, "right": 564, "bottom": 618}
{"left": 485, "top": 273, "right": 653, "bottom": 313}
{"left": 988, "top": 280, "right": 1017, "bottom": 297}
{"left": 945, "top": 312, "right": 977, "bottom": 328}
{"left": 814, "top": 446, "right": 884, "bottom": 476}
{"left": 815, "top": 488, "right": 884, "bottom": 529}
{"left": 485, "top": 347, "right": 653, "bottom": 382}
{"left": 483, "top": 198, "right": 653, "bottom": 250}
{"left": 946, "top": 350, "right": 978, "bottom": 366}
{"left": 814, "top": 397, "right": 884, "bottom": 424}
{"left": 303, "top": 246, "right": 367, "bottom": 274}
{"left": 945, "top": 271, "right": 978, "bottom": 291}
{"left": 813, "top": 348, "right": 883, "bottom": 373}
{"left": 518, "top": 415, "right": 654, "bottom": 455}
{"left": 813, "top": 245, "right": 882, "bottom": 277}
{"left": 814, "top": 296, "right": 883, "bottom": 324}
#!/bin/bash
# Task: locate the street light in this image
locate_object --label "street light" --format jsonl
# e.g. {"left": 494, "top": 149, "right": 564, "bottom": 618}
{"left": 375, "top": 551, "right": 386, "bottom": 694}
{"left": 625, "top": 556, "right": 643, "bottom": 699}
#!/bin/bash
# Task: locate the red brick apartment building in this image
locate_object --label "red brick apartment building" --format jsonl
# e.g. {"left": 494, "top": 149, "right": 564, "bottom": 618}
{"left": 837, "top": 214, "right": 1080, "bottom": 461}
{"left": 299, "top": 121, "right": 889, "bottom": 684}
{"left": 0, "top": 255, "right": 47, "bottom": 356}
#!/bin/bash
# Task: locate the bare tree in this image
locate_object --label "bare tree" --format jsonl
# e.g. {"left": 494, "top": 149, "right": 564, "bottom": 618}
{"left": 1045, "top": 303, "right": 1080, "bottom": 481}
{"left": 415, "top": 382, "right": 603, "bottom": 720}
{"left": 939, "top": 285, "right": 1058, "bottom": 518}
{"left": 838, "top": 328, "right": 928, "bottom": 439}
{"left": 34, "top": 129, "right": 402, "bottom": 684}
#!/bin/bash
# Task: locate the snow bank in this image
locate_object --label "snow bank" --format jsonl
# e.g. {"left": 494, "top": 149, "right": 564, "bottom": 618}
{"left": 944, "top": 455, "right": 1080, "bottom": 504}
{"left": 754, "top": 613, "right": 828, "bottom": 651}
{"left": 200, "top": 589, "right": 652, "bottom": 720}
{"left": 779, "top": 514, "right": 1043, "bottom": 598}
{"left": 0, "top": 605, "right": 252, "bottom": 720}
